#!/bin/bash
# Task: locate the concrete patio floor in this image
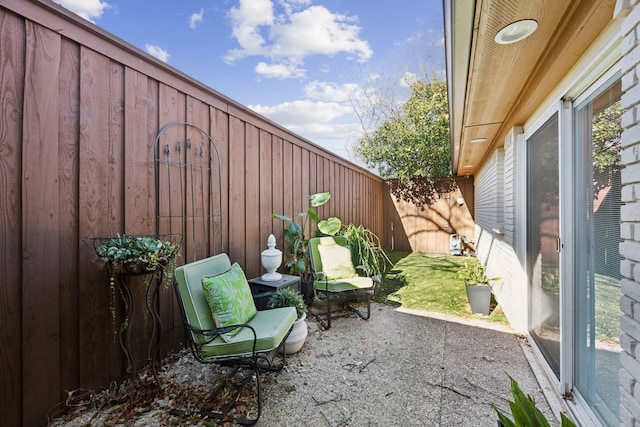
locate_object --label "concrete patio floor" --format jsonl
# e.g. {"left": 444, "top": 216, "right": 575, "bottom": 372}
{"left": 258, "top": 302, "right": 561, "bottom": 426}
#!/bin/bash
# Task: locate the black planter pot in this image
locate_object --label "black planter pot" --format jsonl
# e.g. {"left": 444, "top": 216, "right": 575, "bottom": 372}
{"left": 466, "top": 284, "right": 492, "bottom": 316}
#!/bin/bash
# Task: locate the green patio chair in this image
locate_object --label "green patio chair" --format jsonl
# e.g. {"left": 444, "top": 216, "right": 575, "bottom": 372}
{"left": 173, "top": 253, "right": 296, "bottom": 425}
{"left": 308, "top": 236, "right": 374, "bottom": 329}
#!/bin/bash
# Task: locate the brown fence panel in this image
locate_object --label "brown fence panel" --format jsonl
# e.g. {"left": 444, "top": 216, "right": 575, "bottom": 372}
{"left": 385, "top": 177, "right": 475, "bottom": 254}
{"left": 0, "top": 9, "right": 24, "bottom": 424}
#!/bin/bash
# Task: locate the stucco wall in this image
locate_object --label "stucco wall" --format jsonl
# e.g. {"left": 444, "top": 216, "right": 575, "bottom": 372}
{"left": 618, "top": 1, "right": 640, "bottom": 424}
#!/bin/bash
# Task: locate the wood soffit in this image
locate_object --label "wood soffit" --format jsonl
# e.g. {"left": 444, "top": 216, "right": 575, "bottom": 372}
{"left": 454, "top": 0, "right": 615, "bottom": 176}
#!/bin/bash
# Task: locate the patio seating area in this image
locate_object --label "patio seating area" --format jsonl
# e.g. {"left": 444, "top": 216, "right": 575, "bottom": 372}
{"left": 51, "top": 302, "right": 557, "bottom": 426}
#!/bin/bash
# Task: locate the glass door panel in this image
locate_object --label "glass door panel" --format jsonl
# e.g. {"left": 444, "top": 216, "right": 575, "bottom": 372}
{"left": 527, "top": 114, "right": 561, "bottom": 377}
{"left": 574, "top": 76, "right": 622, "bottom": 426}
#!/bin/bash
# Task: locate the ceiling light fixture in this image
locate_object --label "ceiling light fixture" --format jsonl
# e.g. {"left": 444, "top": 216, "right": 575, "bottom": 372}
{"left": 470, "top": 138, "right": 487, "bottom": 143}
{"left": 495, "top": 19, "right": 538, "bottom": 45}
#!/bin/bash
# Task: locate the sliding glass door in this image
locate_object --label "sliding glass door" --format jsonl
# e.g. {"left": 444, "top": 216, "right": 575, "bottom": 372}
{"left": 573, "top": 75, "right": 622, "bottom": 426}
{"left": 527, "top": 114, "right": 561, "bottom": 377}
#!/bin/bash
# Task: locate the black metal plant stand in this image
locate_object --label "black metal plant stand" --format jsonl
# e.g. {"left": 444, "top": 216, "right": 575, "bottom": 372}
{"left": 113, "top": 268, "right": 165, "bottom": 385}
{"left": 93, "top": 234, "right": 181, "bottom": 387}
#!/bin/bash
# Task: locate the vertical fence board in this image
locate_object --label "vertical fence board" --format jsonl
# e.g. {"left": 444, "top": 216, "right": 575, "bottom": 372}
{"left": 185, "top": 96, "right": 209, "bottom": 262}
{"left": 78, "top": 47, "right": 119, "bottom": 388}
{"left": 0, "top": 9, "right": 24, "bottom": 426}
{"left": 259, "top": 130, "right": 273, "bottom": 266}
{"left": 292, "top": 146, "right": 303, "bottom": 237}
{"left": 21, "top": 23, "right": 61, "bottom": 426}
{"left": 281, "top": 140, "right": 293, "bottom": 252}
{"left": 125, "top": 67, "right": 164, "bottom": 364}
{"left": 58, "top": 38, "right": 81, "bottom": 400}
{"left": 244, "top": 124, "right": 260, "bottom": 275}
{"left": 211, "top": 107, "right": 229, "bottom": 255}
{"left": 228, "top": 117, "right": 245, "bottom": 266}
{"left": 271, "top": 136, "right": 284, "bottom": 245}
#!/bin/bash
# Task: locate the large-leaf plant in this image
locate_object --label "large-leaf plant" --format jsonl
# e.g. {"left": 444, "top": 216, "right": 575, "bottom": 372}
{"left": 273, "top": 192, "right": 340, "bottom": 280}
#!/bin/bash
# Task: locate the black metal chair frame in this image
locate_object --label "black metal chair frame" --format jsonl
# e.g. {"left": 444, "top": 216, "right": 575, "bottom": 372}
{"left": 172, "top": 276, "right": 292, "bottom": 425}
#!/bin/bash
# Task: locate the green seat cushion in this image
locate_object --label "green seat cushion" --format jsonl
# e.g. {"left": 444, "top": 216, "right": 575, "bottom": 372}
{"left": 314, "top": 275, "right": 373, "bottom": 292}
{"left": 200, "top": 307, "right": 297, "bottom": 358}
{"left": 317, "top": 242, "right": 357, "bottom": 280}
{"left": 202, "top": 262, "right": 257, "bottom": 342}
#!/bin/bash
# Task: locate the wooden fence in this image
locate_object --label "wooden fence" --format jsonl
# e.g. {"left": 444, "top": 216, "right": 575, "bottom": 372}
{"left": 0, "top": 1, "right": 473, "bottom": 425}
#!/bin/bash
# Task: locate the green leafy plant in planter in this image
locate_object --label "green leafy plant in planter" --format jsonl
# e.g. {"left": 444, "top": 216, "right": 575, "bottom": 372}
{"left": 94, "top": 234, "right": 181, "bottom": 338}
{"left": 267, "top": 288, "right": 309, "bottom": 354}
{"left": 95, "top": 234, "right": 180, "bottom": 279}
{"left": 493, "top": 377, "right": 576, "bottom": 427}
{"left": 457, "top": 260, "right": 500, "bottom": 285}
{"left": 272, "top": 192, "right": 341, "bottom": 281}
{"left": 458, "top": 259, "right": 500, "bottom": 316}
{"left": 266, "top": 288, "right": 308, "bottom": 320}
{"left": 340, "top": 224, "right": 392, "bottom": 282}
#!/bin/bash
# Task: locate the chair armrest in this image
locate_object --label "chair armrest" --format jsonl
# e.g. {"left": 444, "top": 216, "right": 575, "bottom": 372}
{"left": 313, "top": 271, "right": 328, "bottom": 281}
{"left": 186, "top": 322, "right": 257, "bottom": 343}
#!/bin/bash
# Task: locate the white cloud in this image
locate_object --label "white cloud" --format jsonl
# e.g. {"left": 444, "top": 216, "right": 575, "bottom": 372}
{"left": 225, "top": 0, "right": 274, "bottom": 61}
{"left": 225, "top": 1, "right": 372, "bottom": 79}
{"left": 249, "top": 99, "right": 362, "bottom": 161}
{"left": 52, "top": 0, "right": 109, "bottom": 22}
{"left": 249, "top": 99, "right": 352, "bottom": 125}
{"left": 145, "top": 44, "right": 170, "bottom": 62}
{"left": 269, "top": 6, "right": 372, "bottom": 61}
{"left": 255, "top": 61, "right": 305, "bottom": 79}
{"left": 304, "top": 81, "right": 358, "bottom": 102}
{"left": 189, "top": 8, "right": 204, "bottom": 30}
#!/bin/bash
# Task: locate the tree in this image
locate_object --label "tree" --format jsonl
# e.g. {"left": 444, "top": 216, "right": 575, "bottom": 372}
{"left": 355, "top": 78, "right": 452, "bottom": 206}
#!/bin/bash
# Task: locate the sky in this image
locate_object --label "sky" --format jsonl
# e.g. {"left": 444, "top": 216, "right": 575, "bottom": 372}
{"left": 52, "top": 0, "right": 445, "bottom": 167}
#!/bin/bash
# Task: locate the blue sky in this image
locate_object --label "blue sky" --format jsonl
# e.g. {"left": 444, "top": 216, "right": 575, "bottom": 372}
{"left": 53, "top": 0, "right": 445, "bottom": 165}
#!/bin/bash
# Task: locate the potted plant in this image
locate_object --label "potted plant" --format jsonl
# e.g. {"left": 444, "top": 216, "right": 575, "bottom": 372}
{"left": 93, "top": 234, "right": 181, "bottom": 344}
{"left": 458, "top": 260, "right": 499, "bottom": 316}
{"left": 94, "top": 234, "right": 180, "bottom": 282}
{"left": 267, "top": 288, "right": 308, "bottom": 354}
{"left": 273, "top": 192, "right": 341, "bottom": 301}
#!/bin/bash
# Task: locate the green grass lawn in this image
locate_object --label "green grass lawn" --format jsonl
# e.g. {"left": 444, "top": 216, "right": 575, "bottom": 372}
{"left": 595, "top": 273, "right": 622, "bottom": 342}
{"left": 377, "top": 251, "right": 509, "bottom": 325}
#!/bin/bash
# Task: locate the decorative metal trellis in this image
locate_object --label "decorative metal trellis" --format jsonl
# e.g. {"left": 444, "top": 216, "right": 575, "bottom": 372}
{"left": 154, "top": 121, "right": 224, "bottom": 263}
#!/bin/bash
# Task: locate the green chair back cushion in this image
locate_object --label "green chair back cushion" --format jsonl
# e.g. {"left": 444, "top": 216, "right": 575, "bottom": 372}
{"left": 316, "top": 240, "right": 357, "bottom": 280}
{"left": 202, "top": 262, "right": 257, "bottom": 342}
{"left": 174, "top": 253, "right": 232, "bottom": 345}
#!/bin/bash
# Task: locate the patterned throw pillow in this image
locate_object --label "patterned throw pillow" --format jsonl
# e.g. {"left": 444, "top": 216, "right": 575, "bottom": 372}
{"left": 201, "top": 262, "right": 257, "bottom": 342}
{"left": 317, "top": 243, "right": 357, "bottom": 280}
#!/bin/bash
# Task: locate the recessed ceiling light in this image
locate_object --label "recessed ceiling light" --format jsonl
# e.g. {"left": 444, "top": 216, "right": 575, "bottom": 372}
{"left": 495, "top": 19, "right": 538, "bottom": 45}
{"left": 470, "top": 138, "right": 487, "bottom": 143}
{"left": 463, "top": 165, "right": 473, "bottom": 169}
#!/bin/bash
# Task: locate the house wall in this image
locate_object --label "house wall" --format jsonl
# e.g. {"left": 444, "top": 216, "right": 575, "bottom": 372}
{"left": 617, "top": 1, "right": 640, "bottom": 425}
{"left": 474, "top": 130, "right": 528, "bottom": 332}
{"left": 474, "top": 1, "right": 640, "bottom": 423}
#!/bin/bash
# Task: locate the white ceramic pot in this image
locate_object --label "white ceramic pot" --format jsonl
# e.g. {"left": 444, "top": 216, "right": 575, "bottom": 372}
{"left": 284, "top": 312, "right": 308, "bottom": 354}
